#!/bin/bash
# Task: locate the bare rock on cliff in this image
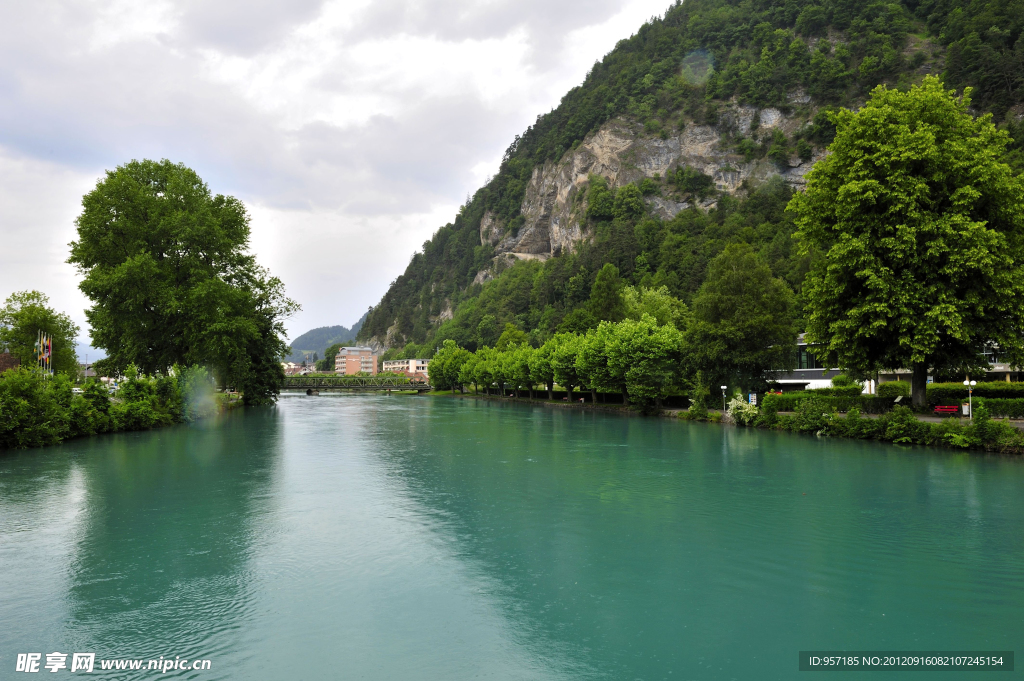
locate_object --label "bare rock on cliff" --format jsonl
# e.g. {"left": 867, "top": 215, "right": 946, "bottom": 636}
{"left": 477, "top": 106, "right": 822, "bottom": 266}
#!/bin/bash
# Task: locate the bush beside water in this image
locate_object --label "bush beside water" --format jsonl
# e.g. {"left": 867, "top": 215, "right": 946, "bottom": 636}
{"left": 0, "top": 366, "right": 233, "bottom": 450}
{"left": 683, "top": 393, "right": 1024, "bottom": 454}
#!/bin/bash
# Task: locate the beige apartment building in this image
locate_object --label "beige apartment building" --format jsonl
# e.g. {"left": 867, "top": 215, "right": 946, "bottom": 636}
{"left": 382, "top": 358, "right": 429, "bottom": 377}
{"left": 334, "top": 347, "right": 378, "bottom": 375}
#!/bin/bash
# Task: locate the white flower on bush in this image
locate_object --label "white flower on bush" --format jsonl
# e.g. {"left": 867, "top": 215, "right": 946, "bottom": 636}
{"left": 727, "top": 396, "right": 760, "bottom": 426}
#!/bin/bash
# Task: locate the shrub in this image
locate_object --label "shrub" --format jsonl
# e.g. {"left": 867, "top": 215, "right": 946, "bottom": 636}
{"left": 0, "top": 369, "right": 65, "bottom": 449}
{"left": 755, "top": 393, "right": 780, "bottom": 427}
{"left": 727, "top": 396, "right": 759, "bottom": 426}
{"left": 877, "top": 381, "right": 910, "bottom": 399}
{"left": 0, "top": 363, "right": 217, "bottom": 450}
{"left": 680, "top": 403, "right": 709, "bottom": 421}
{"left": 973, "top": 398, "right": 1024, "bottom": 419}
{"left": 791, "top": 396, "right": 837, "bottom": 434}
{"left": 878, "top": 406, "right": 931, "bottom": 444}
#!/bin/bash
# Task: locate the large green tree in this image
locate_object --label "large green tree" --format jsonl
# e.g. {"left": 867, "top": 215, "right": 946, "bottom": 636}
{"left": 0, "top": 291, "right": 80, "bottom": 375}
{"left": 428, "top": 339, "right": 472, "bottom": 391}
{"left": 685, "top": 243, "right": 797, "bottom": 394}
{"left": 67, "top": 159, "right": 298, "bottom": 404}
{"left": 791, "top": 77, "right": 1024, "bottom": 407}
{"left": 606, "top": 315, "right": 684, "bottom": 410}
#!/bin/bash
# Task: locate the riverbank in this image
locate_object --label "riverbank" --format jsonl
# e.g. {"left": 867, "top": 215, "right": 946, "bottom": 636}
{"left": 0, "top": 366, "right": 240, "bottom": 451}
{"left": 431, "top": 389, "right": 1024, "bottom": 455}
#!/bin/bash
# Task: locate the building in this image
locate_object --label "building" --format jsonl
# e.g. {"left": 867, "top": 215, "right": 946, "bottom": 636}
{"left": 382, "top": 358, "right": 429, "bottom": 377}
{"left": 281, "top": 362, "right": 306, "bottom": 376}
{"left": 774, "top": 334, "right": 1021, "bottom": 393}
{"left": 334, "top": 347, "right": 378, "bottom": 375}
{"left": 0, "top": 352, "right": 20, "bottom": 373}
{"left": 769, "top": 334, "right": 850, "bottom": 391}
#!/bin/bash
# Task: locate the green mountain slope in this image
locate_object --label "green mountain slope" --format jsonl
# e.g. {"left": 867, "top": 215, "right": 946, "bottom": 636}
{"left": 359, "top": 0, "right": 1024, "bottom": 357}
{"left": 287, "top": 313, "right": 366, "bottom": 362}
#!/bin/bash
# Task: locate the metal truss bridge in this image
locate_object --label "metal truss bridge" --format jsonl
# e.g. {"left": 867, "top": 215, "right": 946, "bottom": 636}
{"left": 281, "top": 375, "right": 432, "bottom": 393}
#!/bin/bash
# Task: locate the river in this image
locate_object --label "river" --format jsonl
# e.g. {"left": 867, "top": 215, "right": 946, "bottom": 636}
{"left": 1, "top": 395, "right": 1022, "bottom": 679}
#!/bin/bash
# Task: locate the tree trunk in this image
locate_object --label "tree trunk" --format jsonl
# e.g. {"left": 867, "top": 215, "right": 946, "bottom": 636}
{"left": 547, "top": 381, "right": 554, "bottom": 400}
{"left": 567, "top": 384, "right": 573, "bottom": 401}
{"left": 911, "top": 363, "right": 928, "bottom": 409}
{"left": 591, "top": 388, "right": 597, "bottom": 404}
{"left": 622, "top": 385, "right": 629, "bottom": 406}
{"left": 529, "top": 387, "right": 534, "bottom": 399}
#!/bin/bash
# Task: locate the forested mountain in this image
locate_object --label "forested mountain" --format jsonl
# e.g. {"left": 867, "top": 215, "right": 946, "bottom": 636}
{"left": 287, "top": 313, "right": 366, "bottom": 362}
{"left": 358, "top": 0, "right": 1024, "bottom": 358}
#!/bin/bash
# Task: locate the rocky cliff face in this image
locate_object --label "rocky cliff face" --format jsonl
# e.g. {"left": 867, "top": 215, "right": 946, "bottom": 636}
{"left": 479, "top": 104, "right": 821, "bottom": 273}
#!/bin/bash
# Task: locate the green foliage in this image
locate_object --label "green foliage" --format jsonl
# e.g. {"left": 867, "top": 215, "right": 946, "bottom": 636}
{"left": 727, "top": 395, "right": 760, "bottom": 426}
{"left": 622, "top": 285, "right": 690, "bottom": 328}
{"left": 550, "top": 333, "right": 585, "bottom": 396}
{"left": 428, "top": 339, "right": 473, "bottom": 390}
{"left": 359, "top": 0, "right": 1024, "bottom": 362}
{"left": 0, "top": 291, "right": 80, "bottom": 376}
{"left": 589, "top": 263, "right": 626, "bottom": 322}
{"left": 0, "top": 369, "right": 69, "bottom": 448}
{"left": 0, "top": 364, "right": 229, "bottom": 450}
{"left": 792, "top": 78, "right": 1024, "bottom": 407}
{"left": 495, "top": 323, "right": 528, "bottom": 351}
{"left": 972, "top": 398, "right": 1024, "bottom": 419}
{"left": 314, "top": 342, "right": 344, "bottom": 372}
{"left": 68, "top": 159, "right": 298, "bottom": 406}
{"left": 877, "top": 381, "right": 911, "bottom": 399}
{"left": 603, "top": 314, "right": 684, "bottom": 409}
{"left": 669, "top": 167, "right": 715, "bottom": 198}
{"left": 685, "top": 243, "right": 797, "bottom": 393}
{"left": 927, "top": 381, "right": 1024, "bottom": 401}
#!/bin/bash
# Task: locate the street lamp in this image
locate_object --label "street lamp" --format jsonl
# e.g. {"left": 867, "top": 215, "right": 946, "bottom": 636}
{"left": 721, "top": 385, "right": 728, "bottom": 412}
{"left": 963, "top": 379, "right": 977, "bottom": 421}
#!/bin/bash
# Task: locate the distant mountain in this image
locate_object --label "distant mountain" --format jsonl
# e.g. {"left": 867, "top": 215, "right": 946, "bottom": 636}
{"left": 75, "top": 341, "right": 106, "bottom": 363}
{"left": 286, "top": 313, "right": 367, "bottom": 362}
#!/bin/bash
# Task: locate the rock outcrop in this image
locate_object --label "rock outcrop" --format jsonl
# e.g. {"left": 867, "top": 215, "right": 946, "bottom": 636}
{"left": 481, "top": 106, "right": 822, "bottom": 267}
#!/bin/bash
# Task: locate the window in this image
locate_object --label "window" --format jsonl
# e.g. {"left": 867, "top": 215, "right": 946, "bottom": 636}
{"left": 798, "top": 348, "right": 821, "bottom": 370}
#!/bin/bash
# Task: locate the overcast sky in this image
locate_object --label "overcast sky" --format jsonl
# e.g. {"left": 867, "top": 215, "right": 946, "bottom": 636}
{"left": 0, "top": 0, "right": 670, "bottom": 346}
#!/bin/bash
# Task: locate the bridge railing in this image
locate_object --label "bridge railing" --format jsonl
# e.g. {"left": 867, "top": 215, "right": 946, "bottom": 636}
{"left": 281, "top": 375, "right": 430, "bottom": 389}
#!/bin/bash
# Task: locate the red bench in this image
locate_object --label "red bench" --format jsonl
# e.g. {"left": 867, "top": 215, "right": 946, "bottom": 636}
{"left": 933, "top": 405, "right": 959, "bottom": 415}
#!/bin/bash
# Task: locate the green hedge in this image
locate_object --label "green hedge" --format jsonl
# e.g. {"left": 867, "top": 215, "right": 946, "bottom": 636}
{"left": 877, "top": 381, "right": 911, "bottom": 399}
{"left": 928, "top": 381, "right": 1024, "bottom": 402}
{"left": 765, "top": 393, "right": 894, "bottom": 414}
{"left": 807, "top": 386, "right": 865, "bottom": 397}
{"left": 974, "top": 398, "right": 1024, "bottom": 419}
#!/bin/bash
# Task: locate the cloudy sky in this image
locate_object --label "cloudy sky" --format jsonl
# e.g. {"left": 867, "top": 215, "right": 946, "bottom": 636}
{"left": 0, "top": 0, "right": 671, "bottom": 348}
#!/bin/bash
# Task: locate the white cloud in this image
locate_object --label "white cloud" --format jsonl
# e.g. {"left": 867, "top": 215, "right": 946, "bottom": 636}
{"left": 0, "top": 0, "right": 670, "bottom": 341}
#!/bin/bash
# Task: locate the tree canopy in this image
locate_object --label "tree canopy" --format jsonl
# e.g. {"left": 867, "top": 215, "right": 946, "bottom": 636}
{"left": 791, "top": 77, "right": 1024, "bottom": 406}
{"left": 0, "top": 291, "right": 80, "bottom": 376}
{"left": 68, "top": 159, "right": 298, "bottom": 404}
{"left": 685, "top": 243, "right": 797, "bottom": 394}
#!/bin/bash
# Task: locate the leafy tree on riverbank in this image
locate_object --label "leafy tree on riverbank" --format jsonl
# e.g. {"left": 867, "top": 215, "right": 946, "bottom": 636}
{"left": 684, "top": 244, "right": 797, "bottom": 395}
{"left": 68, "top": 160, "right": 299, "bottom": 405}
{"left": 0, "top": 291, "right": 80, "bottom": 376}
{"left": 791, "top": 77, "right": 1024, "bottom": 408}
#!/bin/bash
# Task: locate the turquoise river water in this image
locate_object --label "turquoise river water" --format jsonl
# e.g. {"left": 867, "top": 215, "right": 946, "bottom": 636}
{"left": 1, "top": 395, "right": 1022, "bottom": 680}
